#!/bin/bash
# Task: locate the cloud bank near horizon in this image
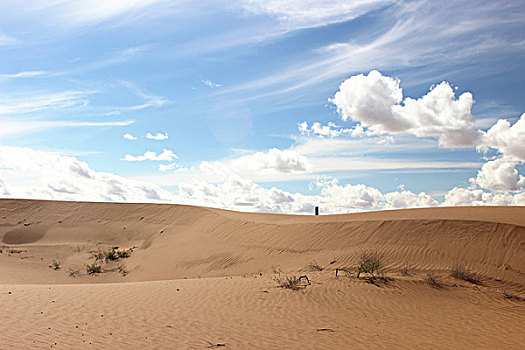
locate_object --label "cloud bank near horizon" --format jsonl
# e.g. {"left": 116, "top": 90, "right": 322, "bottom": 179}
{"left": 1, "top": 71, "right": 524, "bottom": 213}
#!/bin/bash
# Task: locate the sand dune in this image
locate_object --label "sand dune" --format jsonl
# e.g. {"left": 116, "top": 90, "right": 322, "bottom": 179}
{"left": 1, "top": 199, "right": 524, "bottom": 349}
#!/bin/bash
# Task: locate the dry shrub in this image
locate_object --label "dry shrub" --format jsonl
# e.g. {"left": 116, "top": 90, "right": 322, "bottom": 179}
{"left": 276, "top": 275, "right": 311, "bottom": 290}
{"left": 308, "top": 262, "right": 323, "bottom": 271}
{"left": 357, "top": 251, "right": 382, "bottom": 278}
{"left": 451, "top": 264, "right": 482, "bottom": 284}
{"left": 49, "top": 260, "right": 61, "bottom": 270}
{"left": 426, "top": 273, "right": 443, "bottom": 289}
{"left": 502, "top": 290, "right": 524, "bottom": 301}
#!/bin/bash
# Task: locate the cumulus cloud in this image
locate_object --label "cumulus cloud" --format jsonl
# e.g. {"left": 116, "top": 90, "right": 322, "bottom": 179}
{"left": 123, "top": 133, "right": 137, "bottom": 140}
{"left": 178, "top": 175, "right": 439, "bottom": 213}
{"left": 146, "top": 132, "right": 168, "bottom": 140}
{"left": 0, "top": 145, "right": 173, "bottom": 202}
{"left": 443, "top": 187, "right": 525, "bottom": 207}
{"left": 122, "top": 149, "right": 178, "bottom": 162}
{"left": 470, "top": 157, "right": 524, "bottom": 191}
{"left": 0, "top": 178, "right": 10, "bottom": 195}
{"left": 479, "top": 113, "right": 525, "bottom": 161}
{"left": 329, "top": 70, "right": 481, "bottom": 148}
{"left": 226, "top": 148, "right": 311, "bottom": 174}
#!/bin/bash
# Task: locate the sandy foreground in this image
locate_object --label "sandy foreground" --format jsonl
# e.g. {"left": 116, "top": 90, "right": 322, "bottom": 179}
{"left": 1, "top": 199, "right": 524, "bottom": 349}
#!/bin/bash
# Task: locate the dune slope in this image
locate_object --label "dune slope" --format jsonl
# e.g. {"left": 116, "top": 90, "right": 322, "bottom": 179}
{"left": 1, "top": 199, "right": 524, "bottom": 349}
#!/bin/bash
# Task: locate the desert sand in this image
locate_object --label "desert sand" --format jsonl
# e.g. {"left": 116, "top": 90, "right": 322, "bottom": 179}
{"left": 1, "top": 199, "right": 524, "bottom": 349}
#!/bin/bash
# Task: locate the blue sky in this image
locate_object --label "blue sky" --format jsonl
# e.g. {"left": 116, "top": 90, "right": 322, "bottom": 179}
{"left": 1, "top": 0, "right": 525, "bottom": 213}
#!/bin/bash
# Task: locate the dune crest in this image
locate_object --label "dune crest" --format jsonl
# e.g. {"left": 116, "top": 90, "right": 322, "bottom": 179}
{"left": 1, "top": 199, "right": 524, "bottom": 349}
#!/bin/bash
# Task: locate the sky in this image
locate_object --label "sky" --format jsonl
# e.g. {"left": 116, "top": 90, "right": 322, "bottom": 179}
{"left": 1, "top": 0, "right": 525, "bottom": 213}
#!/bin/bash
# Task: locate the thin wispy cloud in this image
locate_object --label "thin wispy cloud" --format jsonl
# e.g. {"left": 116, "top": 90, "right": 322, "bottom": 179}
{"left": 0, "top": 90, "right": 97, "bottom": 115}
{"left": 0, "top": 119, "right": 134, "bottom": 138}
{"left": 201, "top": 79, "right": 221, "bottom": 88}
{"left": 0, "top": 71, "right": 48, "bottom": 79}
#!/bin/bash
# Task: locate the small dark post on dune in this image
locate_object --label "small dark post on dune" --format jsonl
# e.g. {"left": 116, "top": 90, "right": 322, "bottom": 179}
{"left": 315, "top": 206, "right": 319, "bottom": 216}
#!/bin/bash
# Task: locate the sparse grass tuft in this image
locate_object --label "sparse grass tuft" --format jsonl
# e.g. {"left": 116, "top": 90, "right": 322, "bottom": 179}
{"left": 356, "top": 251, "right": 382, "bottom": 278}
{"left": 105, "top": 248, "right": 119, "bottom": 262}
{"left": 276, "top": 275, "right": 311, "bottom": 290}
{"left": 451, "top": 264, "right": 482, "bottom": 284}
{"left": 117, "top": 249, "right": 130, "bottom": 259}
{"left": 92, "top": 250, "right": 104, "bottom": 261}
{"left": 426, "top": 273, "right": 443, "bottom": 289}
{"left": 69, "top": 268, "right": 80, "bottom": 277}
{"left": 308, "top": 261, "right": 323, "bottom": 271}
{"left": 118, "top": 264, "right": 127, "bottom": 276}
{"left": 86, "top": 263, "right": 102, "bottom": 275}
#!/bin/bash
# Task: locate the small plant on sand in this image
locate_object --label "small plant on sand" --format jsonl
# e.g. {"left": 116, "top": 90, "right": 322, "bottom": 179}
{"left": 502, "top": 290, "right": 523, "bottom": 301}
{"left": 117, "top": 249, "right": 131, "bottom": 259}
{"left": 426, "top": 273, "right": 443, "bottom": 289}
{"left": 276, "top": 275, "right": 311, "bottom": 290}
{"left": 105, "top": 248, "right": 119, "bottom": 262}
{"left": 86, "top": 263, "right": 102, "bottom": 275}
{"left": 69, "top": 268, "right": 80, "bottom": 277}
{"left": 356, "top": 251, "right": 382, "bottom": 278}
{"left": 401, "top": 265, "right": 410, "bottom": 276}
{"left": 118, "top": 264, "right": 127, "bottom": 276}
{"left": 451, "top": 264, "right": 481, "bottom": 284}
{"left": 92, "top": 250, "right": 104, "bottom": 261}
{"left": 49, "top": 260, "right": 61, "bottom": 270}
{"left": 308, "top": 261, "right": 323, "bottom": 271}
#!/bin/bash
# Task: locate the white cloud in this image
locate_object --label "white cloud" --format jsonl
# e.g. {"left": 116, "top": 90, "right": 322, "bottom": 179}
{"left": 201, "top": 79, "right": 221, "bottom": 88}
{"left": 0, "top": 119, "right": 134, "bottom": 139}
{"left": 470, "top": 157, "right": 524, "bottom": 191}
{"left": 298, "top": 121, "right": 364, "bottom": 138}
{"left": 122, "top": 149, "right": 178, "bottom": 162}
{"left": 479, "top": 113, "right": 525, "bottom": 161}
{"left": 0, "top": 90, "right": 96, "bottom": 115}
{"left": 146, "top": 132, "right": 168, "bottom": 140}
{"left": 178, "top": 174, "right": 439, "bottom": 214}
{"left": 158, "top": 163, "right": 187, "bottom": 172}
{"left": 1, "top": 0, "right": 162, "bottom": 29}
{"left": 442, "top": 187, "right": 525, "bottom": 207}
{"left": 329, "top": 70, "right": 481, "bottom": 148}
{"left": 120, "top": 81, "right": 168, "bottom": 111}
{"left": 0, "top": 178, "right": 10, "bottom": 195}
{"left": 0, "top": 145, "right": 173, "bottom": 202}
{"left": 241, "top": 0, "right": 392, "bottom": 32}
{"left": 0, "top": 71, "right": 48, "bottom": 78}
{"left": 199, "top": 148, "right": 312, "bottom": 179}
{"left": 123, "top": 133, "right": 137, "bottom": 140}
{"left": 223, "top": 1, "right": 525, "bottom": 107}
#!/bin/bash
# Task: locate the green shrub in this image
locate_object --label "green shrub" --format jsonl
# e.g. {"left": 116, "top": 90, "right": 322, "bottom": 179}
{"left": 105, "top": 249, "right": 118, "bottom": 262}
{"left": 86, "top": 263, "right": 102, "bottom": 274}
{"left": 117, "top": 249, "right": 130, "bottom": 259}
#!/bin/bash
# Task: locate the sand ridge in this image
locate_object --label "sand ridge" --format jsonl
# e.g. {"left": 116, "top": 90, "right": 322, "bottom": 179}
{"left": 1, "top": 199, "right": 524, "bottom": 349}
